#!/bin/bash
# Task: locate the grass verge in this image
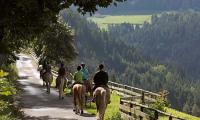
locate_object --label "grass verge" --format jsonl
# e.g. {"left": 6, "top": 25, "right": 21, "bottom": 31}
{"left": 159, "top": 108, "right": 200, "bottom": 120}
{"left": 85, "top": 91, "right": 121, "bottom": 120}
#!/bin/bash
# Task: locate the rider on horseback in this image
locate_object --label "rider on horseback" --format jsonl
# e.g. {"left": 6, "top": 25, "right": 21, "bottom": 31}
{"left": 92, "top": 64, "right": 111, "bottom": 104}
{"left": 42, "top": 61, "right": 51, "bottom": 73}
{"left": 56, "top": 62, "right": 66, "bottom": 89}
{"left": 56, "top": 62, "right": 67, "bottom": 99}
{"left": 81, "top": 63, "right": 92, "bottom": 96}
{"left": 73, "top": 66, "right": 84, "bottom": 85}
{"left": 72, "top": 66, "right": 85, "bottom": 113}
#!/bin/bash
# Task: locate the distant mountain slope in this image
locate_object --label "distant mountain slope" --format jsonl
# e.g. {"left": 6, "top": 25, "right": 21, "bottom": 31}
{"left": 98, "top": 0, "right": 200, "bottom": 14}
{"left": 108, "top": 11, "right": 200, "bottom": 81}
{"left": 60, "top": 10, "right": 200, "bottom": 117}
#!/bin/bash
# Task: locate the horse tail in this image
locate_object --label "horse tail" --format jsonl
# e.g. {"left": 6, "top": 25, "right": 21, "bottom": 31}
{"left": 73, "top": 85, "right": 78, "bottom": 106}
{"left": 78, "top": 85, "right": 85, "bottom": 110}
{"left": 102, "top": 90, "right": 107, "bottom": 107}
{"left": 96, "top": 88, "right": 107, "bottom": 120}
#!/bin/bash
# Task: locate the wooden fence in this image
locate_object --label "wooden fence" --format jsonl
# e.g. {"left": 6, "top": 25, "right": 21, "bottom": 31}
{"left": 108, "top": 81, "right": 160, "bottom": 103}
{"left": 120, "top": 98, "right": 185, "bottom": 120}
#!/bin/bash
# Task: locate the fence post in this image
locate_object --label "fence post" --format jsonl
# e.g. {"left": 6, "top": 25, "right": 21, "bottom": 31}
{"left": 120, "top": 97, "right": 122, "bottom": 104}
{"left": 169, "top": 115, "right": 172, "bottom": 120}
{"left": 129, "top": 102, "right": 133, "bottom": 116}
{"left": 141, "top": 91, "right": 145, "bottom": 104}
{"left": 154, "top": 111, "right": 158, "bottom": 120}
{"left": 140, "top": 106, "right": 144, "bottom": 120}
{"left": 119, "top": 98, "right": 122, "bottom": 113}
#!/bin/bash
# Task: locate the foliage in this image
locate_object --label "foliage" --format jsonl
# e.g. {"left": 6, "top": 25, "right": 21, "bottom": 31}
{"left": 192, "top": 104, "right": 200, "bottom": 117}
{"left": 33, "top": 22, "right": 77, "bottom": 64}
{"left": 149, "top": 97, "right": 169, "bottom": 112}
{"left": 0, "top": 64, "right": 22, "bottom": 119}
{"left": 0, "top": 0, "right": 125, "bottom": 65}
{"left": 107, "top": 112, "right": 123, "bottom": 120}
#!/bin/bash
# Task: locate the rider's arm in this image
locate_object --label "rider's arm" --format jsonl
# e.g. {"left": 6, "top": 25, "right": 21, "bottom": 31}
{"left": 93, "top": 73, "right": 98, "bottom": 84}
{"left": 74, "top": 73, "right": 77, "bottom": 81}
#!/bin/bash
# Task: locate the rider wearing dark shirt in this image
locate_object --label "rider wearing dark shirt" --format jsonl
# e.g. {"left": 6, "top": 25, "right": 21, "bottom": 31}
{"left": 93, "top": 70, "right": 108, "bottom": 90}
{"left": 58, "top": 63, "right": 66, "bottom": 76}
{"left": 93, "top": 64, "right": 110, "bottom": 104}
{"left": 56, "top": 63, "right": 66, "bottom": 89}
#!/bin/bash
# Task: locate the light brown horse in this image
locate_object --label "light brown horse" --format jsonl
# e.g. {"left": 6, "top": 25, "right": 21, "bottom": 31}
{"left": 40, "top": 69, "right": 46, "bottom": 86}
{"left": 42, "top": 71, "right": 53, "bottom": 94}
{"left": 73, "top": 84, "right": 86, "bottom": 114}
{"left": 93, "top": 86, "right": 108, "bottom": 120}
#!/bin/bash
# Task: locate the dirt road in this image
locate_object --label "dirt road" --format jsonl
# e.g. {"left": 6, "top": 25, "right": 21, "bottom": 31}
{"left": 16, "top": 54, "right": 96, "bottom": 120}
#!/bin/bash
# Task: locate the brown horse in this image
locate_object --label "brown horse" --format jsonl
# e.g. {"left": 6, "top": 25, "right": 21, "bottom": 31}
{"left": 84, "top": 80, "right": 93, "bottom": 106}
{"left": 73, "top": 84, "right": 86, "bottom": 114}
{"left": 56, "top": 76, "right": 67, "bottom": 99}
{"left": 42, "top": 71, "right": 53, "bottom": 94}
{"left": 56, "top": 76, "right": 67, "bottom": 90}
{"left": 93, "top": 86, "right": 109, "bottom": 120}
{"left": 84, "top": 80, "right": 93, "bottom": 97}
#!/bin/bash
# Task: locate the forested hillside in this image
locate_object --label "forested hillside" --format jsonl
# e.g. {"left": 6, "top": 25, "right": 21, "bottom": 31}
{"left": 60, "top": 10, "right": 200, "bottom": 116}
{"left": 98, "top": 0, "right": 200, "bottom": 14}
{"left": 108, "top": 11, "right": 200, "bottom": 81}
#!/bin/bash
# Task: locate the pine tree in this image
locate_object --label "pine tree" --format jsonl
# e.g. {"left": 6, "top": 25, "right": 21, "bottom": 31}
{"left": 183, "top": 102, "right": 191, "bottom": 114}
{"left": 192, "top": 104, "right": 200, "bottom": 116}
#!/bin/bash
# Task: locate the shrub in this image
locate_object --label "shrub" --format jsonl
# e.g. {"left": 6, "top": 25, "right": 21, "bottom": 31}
{"left": 0, "top": 64, "right": 22, "bottom": 119}
{"left": 107, "top": 112, "right": 123, "bottom": 120}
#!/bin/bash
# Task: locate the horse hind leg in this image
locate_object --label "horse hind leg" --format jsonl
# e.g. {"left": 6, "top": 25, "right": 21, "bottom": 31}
{"left": 73, "top": 87, "right": 79, "bottom": 114}
{"left": 99, "top": 91, "right": 107, "bottom": 120}
{"left": 48, "top": 82, "right": 50, "bottom": 94}
{"left": 80, "top": 86, "right": 86, "bottom": 114}
{"left": 59, "top": 78, "right": 64, "bottom": 99}
{"left": 46, "top": 81, "right": 50, "bottom": 94}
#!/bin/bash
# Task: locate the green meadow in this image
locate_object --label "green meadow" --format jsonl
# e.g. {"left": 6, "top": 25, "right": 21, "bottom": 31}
{"left": 160, "top": 108, "right": 200, "bottom": 120}
{"left": 87, "top": 15, "right": 152, "bottom": 29}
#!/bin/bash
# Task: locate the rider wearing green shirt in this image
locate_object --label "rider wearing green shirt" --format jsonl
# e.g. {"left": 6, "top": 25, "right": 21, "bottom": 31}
{"left": 73, "top": 66, "right": 83, "bottom": 84}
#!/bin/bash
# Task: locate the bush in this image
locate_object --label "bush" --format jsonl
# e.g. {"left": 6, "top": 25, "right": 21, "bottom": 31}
{"left": 150, "top": 96, "right": 169, "bottom": 112}
{"left": 0, "top": 64, "right": 22, "bottom": 119}
{"left": 107, "top": 112, "right": 123, "bottom": 120}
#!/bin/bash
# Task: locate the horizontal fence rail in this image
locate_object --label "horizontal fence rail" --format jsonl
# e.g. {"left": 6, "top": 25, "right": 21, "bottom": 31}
{"left": 108, "top": 81, "right": 160, "bottom": 102}
{"left": 120, "top": 99, "right": 185, "bottom": 120}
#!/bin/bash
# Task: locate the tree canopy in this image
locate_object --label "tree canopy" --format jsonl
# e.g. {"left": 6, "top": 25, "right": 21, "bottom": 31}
{"left": 0, "top": 0, "right": 125, "bottom": 65}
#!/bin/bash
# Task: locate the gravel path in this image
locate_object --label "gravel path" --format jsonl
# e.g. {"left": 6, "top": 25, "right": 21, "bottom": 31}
{"left": 16, "top": 54, "right": 96, "bottom": 120}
